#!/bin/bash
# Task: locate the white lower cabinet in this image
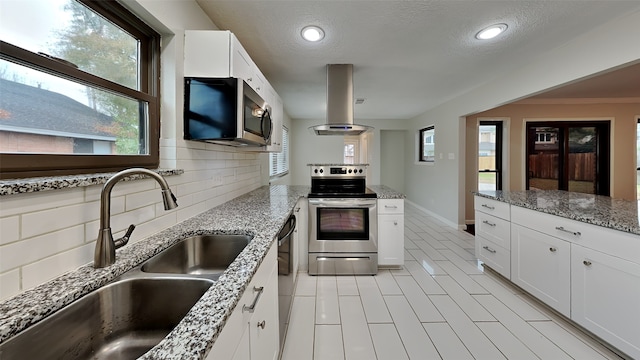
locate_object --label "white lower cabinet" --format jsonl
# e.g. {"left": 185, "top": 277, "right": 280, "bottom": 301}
{"left": 205, "top": 244, "right": 279, "bottom": 360}
{"left": 571, "top": 244, "right": 640, "bottom": 359}
{"left": 511, "top": 224, "right": 571, "bottom": 317}
{"left": 475, "top": 234, "right": 510, "bottom": 279}
{"left": 377, "top": 199, "right": 405, "bottom": 267}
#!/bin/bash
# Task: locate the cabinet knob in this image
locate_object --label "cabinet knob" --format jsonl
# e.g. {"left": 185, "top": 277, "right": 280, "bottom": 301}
{"left": 247, "top": 77, "right": 253, "bottom": 82}
{"left": 393, "top": 221, "right": 398, "bottom": 226}
{"left": 256, "top": 87, "right": 261, "bottom": 91}
{"left": 583, "top": 260, "right": 592, "bottom": 266}
{"left": 549, "top": 247, "right": 557, "bottom": 252}
{"left": 257, "top": 320, "right": 266, "bottom": 329}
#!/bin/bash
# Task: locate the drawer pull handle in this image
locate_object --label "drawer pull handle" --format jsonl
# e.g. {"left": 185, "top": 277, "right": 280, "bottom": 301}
{"left": 555, "top": 226, "right": 581, "bottom": 236}
{"left": 549, "top": 247, "right": 557, "bottom": 252}
{"left": 482, "top": 245, "right": 497, "bottom": 254}
{"left": 482, "top": 220, "right": 496, "bottom": 227}
{"left": 583, "top": 260, "right": 592, "bottom": 266}
{"left": 242, "top": 286, "right": 264, "bottom": 313}
{"left": 385, "top": 205, "right": 398, "bottom": 209}
{"left": 481, "top": 204, "right": 495, "bottom": 210}
{"left": 257, "top": 320, "right": 266, "bottom": 329}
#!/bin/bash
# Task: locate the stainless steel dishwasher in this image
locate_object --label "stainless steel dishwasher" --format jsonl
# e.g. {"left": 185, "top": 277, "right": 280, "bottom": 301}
{"left": 277, "top": 213, "right": 296, "bottom": 354}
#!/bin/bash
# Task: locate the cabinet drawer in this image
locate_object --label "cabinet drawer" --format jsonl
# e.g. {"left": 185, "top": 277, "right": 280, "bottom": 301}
{"left": 476, "top": 236, "right": 510, "bottom": 279}
{"left": 511, "top": 206, "right": 640, "bottom": 263}
{"left": 474, "top": 196, "right": 510, "bottom": 220}
{"left": 378, "top": 199, "right": 404, "bottom": 214}
{"left": 475, "top": 211, "right": 510, "bottom": 249}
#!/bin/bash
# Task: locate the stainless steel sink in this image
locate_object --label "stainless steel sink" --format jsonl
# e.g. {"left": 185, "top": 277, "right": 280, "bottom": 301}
{"left": 0, "top": 277, "right": 213, "bottom": 359}
{"left": 141, "top": 234, "right": 252, "bottom": 277}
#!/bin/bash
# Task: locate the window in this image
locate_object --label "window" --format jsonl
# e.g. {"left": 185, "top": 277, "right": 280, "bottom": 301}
{"left": 419, "top": 126, "right": 435, "bottom": 162}
{"left": 526, "top": 121, "right": 610, "bottom": 195}
{"left": 0, "top": 0, "right": 161, "bottom": 179}
{"left": 344, "top": 138, "right": 359, "bottom": 164}
{"left": 478, "top": 121, "right": 503, "bottom": 191}
{"left": 269, "top": 126, "right": 289, "bottom": 177}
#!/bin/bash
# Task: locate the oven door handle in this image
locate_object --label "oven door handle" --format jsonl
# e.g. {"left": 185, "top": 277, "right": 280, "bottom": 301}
{"left": 309, "top": 199, "right": 377, "bottom": 208}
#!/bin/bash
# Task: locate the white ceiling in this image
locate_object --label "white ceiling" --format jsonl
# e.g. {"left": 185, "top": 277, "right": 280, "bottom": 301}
{"left": 195, "top": 1, "right": 640, "bottom": 121}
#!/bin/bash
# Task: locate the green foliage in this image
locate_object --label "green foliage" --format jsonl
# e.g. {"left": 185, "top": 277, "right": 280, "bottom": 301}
{"left": 52, "top": 0, "right": 141, "bottom": 155}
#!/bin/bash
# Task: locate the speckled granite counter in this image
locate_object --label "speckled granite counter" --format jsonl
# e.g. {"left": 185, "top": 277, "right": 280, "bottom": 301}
{"left": 369, "top": 185, "right": 406, "bottom": 199}
{"left": 475, "top": 190, "right": 640, "bottom": 235}
{"left": 0, "top": 185, "right": 309, "bottom": 359}
{"left": 0, "top": 169, "right": 183, "bottom": 196}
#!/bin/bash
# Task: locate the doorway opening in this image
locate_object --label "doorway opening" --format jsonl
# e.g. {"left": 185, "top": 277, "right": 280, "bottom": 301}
{"left": 526, "top": 121, "right": 610, "bottom": 195}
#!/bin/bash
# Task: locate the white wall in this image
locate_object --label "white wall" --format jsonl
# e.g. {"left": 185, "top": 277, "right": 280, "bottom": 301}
{"left": 0, "top": 0, "right": 270, "bottom": 301}
{"left": 289, "top": 118, "right": 410, "bottom": 186}
{"left": 380, "top": 130, "right": 407, "bottom": 193}
{"left": 405, "top": 9, "right": 640, "bottom": 227}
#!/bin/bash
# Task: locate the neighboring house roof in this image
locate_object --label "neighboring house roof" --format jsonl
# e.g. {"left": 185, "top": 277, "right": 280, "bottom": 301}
{"left": 0, "top": 78, "right": 117, "bottom": 140}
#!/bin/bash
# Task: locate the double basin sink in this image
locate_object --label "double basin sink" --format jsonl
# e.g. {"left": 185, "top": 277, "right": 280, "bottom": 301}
{"left": 0, "top": 234, "right": 252, "bottom": 359}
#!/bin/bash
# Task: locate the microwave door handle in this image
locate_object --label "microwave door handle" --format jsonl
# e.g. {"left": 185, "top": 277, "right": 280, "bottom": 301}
{"left": 261, "top": 109, "right": 272, "bottom": 141}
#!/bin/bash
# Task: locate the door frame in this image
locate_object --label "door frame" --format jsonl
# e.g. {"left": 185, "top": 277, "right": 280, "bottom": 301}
{"left": 522, "top": 117, "right": 613, "bottom": 195}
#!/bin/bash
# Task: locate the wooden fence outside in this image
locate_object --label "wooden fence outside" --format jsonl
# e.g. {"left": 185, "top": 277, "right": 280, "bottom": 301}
{"left": 528, "top": 153, "right": 596, "bottom": 181}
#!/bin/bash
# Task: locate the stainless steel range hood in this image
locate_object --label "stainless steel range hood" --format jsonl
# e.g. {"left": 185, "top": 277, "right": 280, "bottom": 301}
{"left": 310, "top": 64, "right": 373, "bottom": 136}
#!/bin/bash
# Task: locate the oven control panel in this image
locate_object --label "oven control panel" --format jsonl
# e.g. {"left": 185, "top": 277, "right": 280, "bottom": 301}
{"left": 310, "top": 165, "right": 367, "bottom": 178}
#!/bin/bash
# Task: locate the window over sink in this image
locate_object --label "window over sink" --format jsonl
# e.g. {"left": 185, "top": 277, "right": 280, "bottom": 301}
{"left": 0, "top": 0, "right": 161, "bottom": 179}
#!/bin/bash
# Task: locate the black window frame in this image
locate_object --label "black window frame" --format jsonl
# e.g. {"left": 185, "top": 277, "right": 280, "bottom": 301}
{"left": 478, "top": 121, "right": 503, "bottom": 190}
{"left": 0, "top": 0, "right": 161, "bottom": 179}
{"left": 419, "top": 125, "right": 435, "bottom": 163}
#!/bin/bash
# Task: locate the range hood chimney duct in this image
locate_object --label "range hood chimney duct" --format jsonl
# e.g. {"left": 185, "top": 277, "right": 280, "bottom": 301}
{"left": 310, "top": 64, "right": 372, "bottom": 136}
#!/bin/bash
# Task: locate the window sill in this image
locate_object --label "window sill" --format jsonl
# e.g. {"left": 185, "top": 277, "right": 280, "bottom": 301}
{"left": 415, "top": 161, "right": 435, "bottom": 166}
{"left": 0, "top": 169, "right": 184, "bottom": 196}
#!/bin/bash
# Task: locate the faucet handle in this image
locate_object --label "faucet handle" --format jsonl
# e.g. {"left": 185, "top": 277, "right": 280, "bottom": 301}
{"left": 114, "top": 224, "right": 136, "bottom": 249}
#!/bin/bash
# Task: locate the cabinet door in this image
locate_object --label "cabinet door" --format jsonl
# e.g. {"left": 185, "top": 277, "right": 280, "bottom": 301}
{"left": 572, "top": 245, "right": 640, "bottom": 359}
{"left": 250, "top": 261, "right": 279, "bottom": 360}
{"left": 378, "top": 214, "right": 404, "bottom": 266}
{"left": 230, "top": 35, "right": 254, "bottom": 84}
{"left": 231, "top": 327, "right": 250, "bottom": 360}
{"left": 511, "top": 224, "right": 571, "bottom": 317}
{"left": 184, "top": 30, "right": 231, "bottom": 77}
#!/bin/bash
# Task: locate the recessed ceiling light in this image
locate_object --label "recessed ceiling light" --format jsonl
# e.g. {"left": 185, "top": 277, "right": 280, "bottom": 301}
{"left": 475, "top": 23, "right": 508, "bottom": 40}
{"left": 301, "top": 25, "right": 325, "bottom": 42}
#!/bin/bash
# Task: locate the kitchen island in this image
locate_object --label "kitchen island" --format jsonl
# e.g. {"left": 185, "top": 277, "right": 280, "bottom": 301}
{"left": 474, "top": 190, "right": 640, "bottom": 359}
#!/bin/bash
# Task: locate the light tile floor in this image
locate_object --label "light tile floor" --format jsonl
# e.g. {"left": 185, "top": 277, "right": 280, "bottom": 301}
{"left": 280, "top": 204, "right": 625, "bottom": 360}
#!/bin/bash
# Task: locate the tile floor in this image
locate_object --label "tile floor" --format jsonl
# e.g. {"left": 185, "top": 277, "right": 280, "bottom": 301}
{"left": 280, "top": 204, "right": 624, "bottom": 360}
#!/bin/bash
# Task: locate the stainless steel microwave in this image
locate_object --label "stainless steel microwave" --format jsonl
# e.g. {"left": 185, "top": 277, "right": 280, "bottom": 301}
{"left": 184, "top": 77, "right": 272, "bottom": 146}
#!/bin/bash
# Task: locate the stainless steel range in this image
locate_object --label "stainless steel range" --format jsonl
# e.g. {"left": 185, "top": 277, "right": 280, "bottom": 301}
{"left": 308, "top": 165, "right": 378, "bottom": 275}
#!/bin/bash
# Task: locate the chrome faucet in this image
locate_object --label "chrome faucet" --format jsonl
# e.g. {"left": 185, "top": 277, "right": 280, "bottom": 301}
{"left": 94, "top": 168, "right": 178, "bottom": 268}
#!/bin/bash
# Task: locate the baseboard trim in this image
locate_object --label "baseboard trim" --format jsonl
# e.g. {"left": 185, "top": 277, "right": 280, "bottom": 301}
{"left": 405, "top": 200, "right": 464, "bottom": 230}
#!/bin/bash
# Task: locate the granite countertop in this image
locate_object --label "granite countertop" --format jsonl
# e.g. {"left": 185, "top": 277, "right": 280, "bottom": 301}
{"left": 0, "top": 185, "right": 310, "bottom": 359}
{"left": 369, "top": 185, "right": 406, "bottom": 199}
{"left": 475, "top": 190, "right": 640, "bottom": 235}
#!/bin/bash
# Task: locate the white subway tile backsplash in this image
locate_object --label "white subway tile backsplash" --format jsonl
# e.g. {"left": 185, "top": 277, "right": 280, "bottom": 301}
{"left": 22, "top": 243, "right": 94, "bottom": 291}
{"left": 0, "top": 269, "right": 20, "bottom": 301}
{"left": 84, "top": 178, "right": 156, "bottom": 202}
{"left": 176, "top": 200, "right": 210, "bottom": 223}
{"left": 0, "top": 187, "right": 84, "bottom": 217}
{"left": 85, "top": 205, "right": 156, "bottom": 241}
{"left": 129, "top": 212, "right": 178, "bottom": 244}
{"left": 126, "top": 188, "right": 165, "bottom": 211}
{"left": 21, "top": 200, "right": 102, "bottom": 239}
{"left": 0, "top": 216, "right": 19, "bottom": 245}
{"left": 0, "top": 225, "right": 85, "bottom": 272}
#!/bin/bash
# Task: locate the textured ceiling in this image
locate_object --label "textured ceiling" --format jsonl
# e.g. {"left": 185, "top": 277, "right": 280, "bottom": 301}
{"left": 195, "top": 0, "right": 640, "bottom": 120}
